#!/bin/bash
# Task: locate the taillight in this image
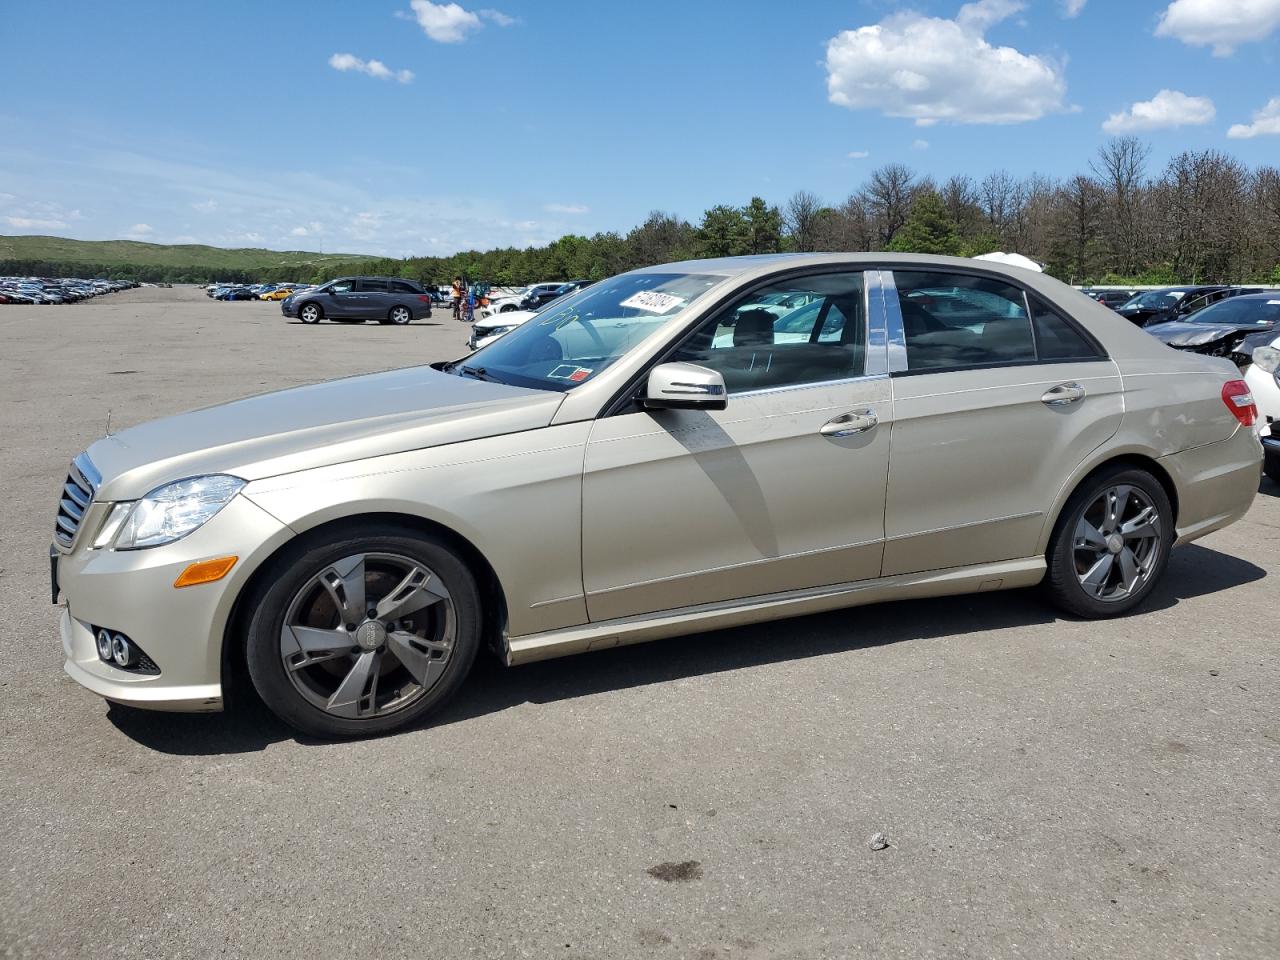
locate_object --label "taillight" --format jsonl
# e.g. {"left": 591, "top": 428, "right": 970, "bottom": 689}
{"left": 419, "top": 295, "right": 431, "bottom": 303}
{"left": 1222, "top": 379, "right": 1257, "bottom": 427}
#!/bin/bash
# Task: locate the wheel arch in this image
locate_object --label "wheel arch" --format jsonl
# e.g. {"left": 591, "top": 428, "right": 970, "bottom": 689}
{"left": 1038, "top": 449, "right": 1180, "bottom": 553}
{"left": 220, "top": 511, "right": 509, "bottom": 707}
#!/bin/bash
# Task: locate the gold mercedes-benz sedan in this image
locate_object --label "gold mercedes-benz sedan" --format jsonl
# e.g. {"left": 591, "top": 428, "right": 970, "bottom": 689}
{"left": 51, "top": 254, "right": 1263, "bottom": 737}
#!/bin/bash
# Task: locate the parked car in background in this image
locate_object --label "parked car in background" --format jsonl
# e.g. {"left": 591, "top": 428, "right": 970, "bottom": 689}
{"left": 1245, "top": 334, "right": 1280, "bottom": 482}
{"left": 1115, "top": 285, "right": 1232, "bottom": 327}
{"left": 1085, "top": 289, "right": 1138, "bottom": 310}
{"left": 52, "top": 253, "right": 1261, "bottom": 738}
{"left": 258, "top": 286, "right": 294, "bottom": 301}
{"left": 1143, "top": 293, "right": 1280, "bottom": 365}
{"left": 482, "top": 282, "right": 562, "bottom": 316}
{"left": 468, "top": 307, "right": 539, "bottom": 350}
{"left": 520, "top": 280, "right": 592, "bottom": 311}
{"left": 281, "top": 276, "right": 433, "bottom": 325}
{"left": 216, "top": 286, "right": 258, "bottom": 301}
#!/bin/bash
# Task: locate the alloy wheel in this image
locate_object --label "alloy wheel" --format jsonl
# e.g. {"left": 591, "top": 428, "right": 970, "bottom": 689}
{"left": 1072, "top": 485, "right": 1162, "bottom": 602}
{"left": 390, "top": 306, "right": 411, "bottom": 325}
{"left": 279, "top": 552, "right": 456, "bottom": 720}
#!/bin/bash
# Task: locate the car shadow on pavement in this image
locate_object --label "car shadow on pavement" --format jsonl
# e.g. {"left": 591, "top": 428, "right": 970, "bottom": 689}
{"left": 1257, "top": 476, "right": 1279, "bottom": 498}
{"left": 105, "top": 543, "right": 1265, "bottom": 755}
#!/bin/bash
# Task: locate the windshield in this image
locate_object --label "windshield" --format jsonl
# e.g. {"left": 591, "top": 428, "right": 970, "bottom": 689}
{"left": 1124, "top": 290, "right": 1185, "bottom": 310}
{"left": 460, "top": 272, "right": 726, "bottom": 391}
{"left": 1185, "top": 297, "right": 1280, "bottom": 325}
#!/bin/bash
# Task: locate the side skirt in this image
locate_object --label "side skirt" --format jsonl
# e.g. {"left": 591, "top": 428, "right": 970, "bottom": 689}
{"left": 505, "top": 557, "right": 1046, "bottom": 666}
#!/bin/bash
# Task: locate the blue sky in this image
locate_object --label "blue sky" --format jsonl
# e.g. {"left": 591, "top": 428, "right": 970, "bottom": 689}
{"left": 2, "top": 0, "right": 1278, "bottom": 258}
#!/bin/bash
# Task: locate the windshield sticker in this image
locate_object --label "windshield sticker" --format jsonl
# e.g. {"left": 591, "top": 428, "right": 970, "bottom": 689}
{"left": 547, "top": 365, "right": 594, "bottom": 382}
{"left": 619, "top": 290, "right": 685, "bottom": 314}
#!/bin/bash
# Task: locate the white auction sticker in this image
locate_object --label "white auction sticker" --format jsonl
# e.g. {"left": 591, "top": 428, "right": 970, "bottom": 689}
{"left": 619, "top": 290, "right": 685, "bottom": 314}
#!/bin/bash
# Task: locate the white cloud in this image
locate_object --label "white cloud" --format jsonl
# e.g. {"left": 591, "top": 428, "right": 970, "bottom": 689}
{"left": 192, "top": 198, "right": 218, "bottom": 213}
{"left": 125, "top": 223, "right": 153, "bottom": 238}
{"left": 404, "top": 1, "right": 511, "bottom": 42}
{"left": 290, "top": 226, "right": 309, "bottom": 237}
{"left": 478, "top": 8, "right": 516, "bottom": 26}
{"left": 1102, "top": 89, "right": 1215, "bottom": 133}
{"left": 5, "top": 215, "right": 68, "bottom": 230}
{"left": 1062, "top": 0, "right": 1087, "bottom": 16}
{"left": 328, "top": 52, "right": 414, "bottom": 83}
{"left": 847, "top": 150, "right": 870, "bottom": 159}
{"left": 1155, "top": 0, "right": 1280, "bottom": 56}
{"left": 544, "top": 202, "right": 589, "bottom": 214}
{"left": 824, "top": 1, "right": 1068, "bottom": 125}
{"left": 1228, "top": 95, "right": 1280, "bottom": 138}
{"left": 912, "top": 139, "right": 930, "bottom": 150}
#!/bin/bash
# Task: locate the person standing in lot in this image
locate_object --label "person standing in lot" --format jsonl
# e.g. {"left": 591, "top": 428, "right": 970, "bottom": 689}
{"left": 451, "top": 276, "right": 464, "bottom": 321}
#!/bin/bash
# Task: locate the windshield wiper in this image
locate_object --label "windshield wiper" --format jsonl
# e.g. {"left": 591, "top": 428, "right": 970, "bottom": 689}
{"left": 460, "top": 365, "right": 503, "bottom": 383}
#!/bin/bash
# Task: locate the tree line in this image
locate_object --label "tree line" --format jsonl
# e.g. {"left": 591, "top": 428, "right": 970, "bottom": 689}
{"left": 8, "top": 138, "right": 1279, "bottom": 287}
{"left": 314, "top": 138, "right": 1280, "bottom": 288}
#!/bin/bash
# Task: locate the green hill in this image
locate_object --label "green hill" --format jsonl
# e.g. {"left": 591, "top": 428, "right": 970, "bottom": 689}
{"left": 0, "top": 234, "right": 379, "bottom": 283}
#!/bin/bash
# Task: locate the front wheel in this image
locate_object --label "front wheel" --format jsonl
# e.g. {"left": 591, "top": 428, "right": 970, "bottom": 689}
{"left": 299, "top": 303, "right": 322, "bottom": 324}
{"left": 245, "top": 527, "right": 482, "bottom": 738}
{"left": 1044, "top": 466, "right": 1173, "bottom": 618}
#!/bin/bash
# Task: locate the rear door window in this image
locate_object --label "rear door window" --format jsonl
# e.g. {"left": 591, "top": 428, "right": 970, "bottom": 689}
{"left": 358, "top": 279, "right": 390, "bottom": 293}
{"left": 895, "top": 271, "right": 1035, "bottom": 370}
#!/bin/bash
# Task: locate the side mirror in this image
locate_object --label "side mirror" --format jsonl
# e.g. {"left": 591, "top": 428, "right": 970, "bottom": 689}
{"left": 643, "top": 362, "right": 727, "bottom": 411}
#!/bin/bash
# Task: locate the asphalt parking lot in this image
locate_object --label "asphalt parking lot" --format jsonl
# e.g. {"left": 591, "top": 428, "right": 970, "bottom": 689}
{"left": 2, "top": 286, "right": 1277, "bottom": 959}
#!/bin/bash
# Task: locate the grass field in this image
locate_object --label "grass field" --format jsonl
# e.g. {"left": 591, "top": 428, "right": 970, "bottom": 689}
{"left": 0, "top": 234, "right": 378, "bottom": 280}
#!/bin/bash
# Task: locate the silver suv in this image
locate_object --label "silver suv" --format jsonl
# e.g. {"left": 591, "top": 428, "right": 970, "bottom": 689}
{"left": 281, "top": 276, "right": 433, "bottom": 325}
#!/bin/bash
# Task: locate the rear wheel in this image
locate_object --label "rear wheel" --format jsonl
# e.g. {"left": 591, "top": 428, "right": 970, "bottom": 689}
{"left": 388, "top": 305, "right": 412, "bottom": 325}
{"left": 245, "top": 527, "right": 482, "bottom": 738}
{"left": 299, "top": 302, "right": 323, "bottom": 324}
{"left": 1044, "top": 466, "right": 1172, "bottom": 618}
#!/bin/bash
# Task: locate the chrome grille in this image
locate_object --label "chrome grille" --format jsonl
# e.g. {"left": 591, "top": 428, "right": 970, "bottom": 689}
{"left": 54, "top": 454, "right": 100, "bottom": 550}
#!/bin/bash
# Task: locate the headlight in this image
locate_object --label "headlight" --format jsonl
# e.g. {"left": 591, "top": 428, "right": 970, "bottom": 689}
{"left": 1254, "top": 345, "right": 1280, "bottom": 375}
{"left": 482, "top": 325, "right": 516, "bottom": 338}
{"left": 114, "top": 475, "right": 246, "bottom": 549}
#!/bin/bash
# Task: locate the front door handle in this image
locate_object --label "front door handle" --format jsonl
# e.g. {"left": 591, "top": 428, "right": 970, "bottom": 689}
{"left": 821, "top": 409, "right": 878, "bottom": 438}
{"left": 1042, "top": 382, "right": 1086, "bottom": 406}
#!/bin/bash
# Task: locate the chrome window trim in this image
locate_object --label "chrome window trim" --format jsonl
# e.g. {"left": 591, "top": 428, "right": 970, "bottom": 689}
{"left": 730, "top": 372, "right": 889, "bottom": 400}
{"left": 876, "top": 270, "right": 908, "bottom": 374}
{"left": 864, "top": 270, "right": 890, "bottom": 378}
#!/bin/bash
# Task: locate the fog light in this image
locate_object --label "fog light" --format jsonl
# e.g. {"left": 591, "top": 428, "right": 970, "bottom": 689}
{"left": 111, "top": 633, "right": 136, "bottom": 668}
{"left": 95, "top": 629, "right": 114, "bottom": 661}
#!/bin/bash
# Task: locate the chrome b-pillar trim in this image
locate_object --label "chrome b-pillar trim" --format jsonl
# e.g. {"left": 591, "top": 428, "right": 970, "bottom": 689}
{"left": 874, "top": 269, "right": 909, "bottom": 374}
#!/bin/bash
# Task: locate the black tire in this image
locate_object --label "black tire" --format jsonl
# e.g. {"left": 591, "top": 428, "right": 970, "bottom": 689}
{"left": 1044, "top": 465, "right": 1173, "bottom": 619}
{"left": 388, "top": 305, "right": 412, "bottom": 325}
{"left": 499, "top": 304, "right": 516, "bottom": 313}
{"left": 244, "top": 526, "right": 482, "bottom": 739}
{"left": 299, "top": 302, "right": 323, "bottom": 324}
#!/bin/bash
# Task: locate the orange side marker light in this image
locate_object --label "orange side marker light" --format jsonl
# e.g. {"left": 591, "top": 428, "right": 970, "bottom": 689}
{"left": 174, "top": 556, "right": 238, "bottom": 588}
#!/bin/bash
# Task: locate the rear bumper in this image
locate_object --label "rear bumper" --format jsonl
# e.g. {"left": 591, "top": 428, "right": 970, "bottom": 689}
{"left": 1159, "top": 427, "right": 1263, "bottom": 545}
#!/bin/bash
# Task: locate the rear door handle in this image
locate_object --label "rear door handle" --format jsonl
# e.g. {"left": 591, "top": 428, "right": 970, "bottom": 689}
{"left": 821, "top": 409, "right": 878, "bottom": 438}
{"left": 1042, "top": 382, "right": 1086, "bottom": 406}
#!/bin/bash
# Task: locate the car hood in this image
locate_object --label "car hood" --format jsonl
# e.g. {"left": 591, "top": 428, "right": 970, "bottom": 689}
{"left": 86, "top": 365, "right": 563, "bottom": 500}
{"left": 1145, "top": 321, "right": 1273, "bottom": 347}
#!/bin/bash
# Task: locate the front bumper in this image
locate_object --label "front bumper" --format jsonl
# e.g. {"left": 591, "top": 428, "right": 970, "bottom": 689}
{"left": 280, "top": 299, "right": 297, "bottom": 318}
{"left": 55, "top": 493, "right": 294, "bottom": 712}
